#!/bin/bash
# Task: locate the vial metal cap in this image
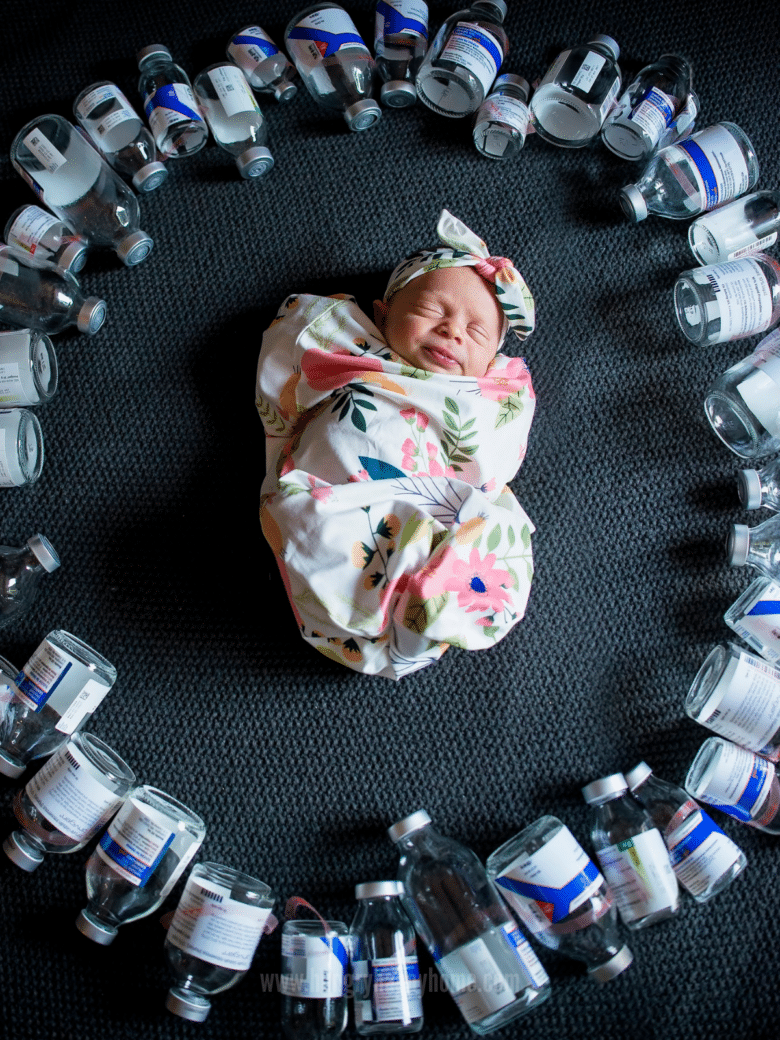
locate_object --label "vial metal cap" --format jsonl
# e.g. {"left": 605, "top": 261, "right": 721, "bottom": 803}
{"left": 345, "top": 99, "right": 382, "bottom": 132}
{"left": 166, "top": 990, "right": 211, "bottom": 1022}
{"left": 355, "top": 880, "right": 404, "bottom": 900}
{"left": 0, "top": 749, "right": 25, "bottom": 779}
{"left": 624, "top": 761, "right": 653, "bottom": 792}
{"left": 133, "top": 161, "right": 168, "bottom": 193}
{"left": 493, "top": 73, "right": 531, "bottom": 103}
{"left": 137, "top": 44, "right": 172, "bottom": 65}
{"left": 728, "top": 524, "right": 750, "bottom": 567}
{"left": 237, "top": 146, "right": 274, "bottom": 180}
{"left": 388, "top": 809, "right": 431, "bottom": 843}
{"left": 3, "top": 831, "right": 44, "bottom": 871}
{"left": 473, "top": 0, "right": 507, "bottom": 21}
{"left": 738, "top": 470, "right": 762, "bottom": 510}
{"left": 380, "top": 80, "right": 417, "bottom": 107}
{"left": 75, "top": 909, "right": 118, "bottom": 944}
{"left": 78, "top": 297, "right": 107, "bottom": 335}
{"left": 581, "top": 773, "right": 628, "bottom": 804}
{"left": 619, "top": 184, "right": 648, "bottom": 223}
{"left": 58, "top": 240, "right": 88, "bottom": 274}
{"left": 117, "top": 231, "right": 153, "bottom": 267}
{"left": 27, "top": 533, "right": 60, "bottom": 572}
{"left": 589, "top": 34, "right": 620, "bottom": 61}
{"left": 588, "top": 944, "right": 633, "bottom": 983}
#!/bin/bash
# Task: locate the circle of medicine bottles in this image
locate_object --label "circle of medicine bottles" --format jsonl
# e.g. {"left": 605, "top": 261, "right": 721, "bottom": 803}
{"left": 674, "top": 254, "right": 780, "bottom": 346}
{"left": 193, "top": 63, "right": 274, "bottom": 179}
{"left": 3, "top": 730, "right": 134, "bottom": 871}
{"left": 0, "top": 330, "right": 58, "bottom": 407}
{"left": 165, "top": 862, "right": 276, "bottom": 1021}
{"left": 473, "top": 74, "right": 531, "bottom": 159}
{"left": 0, "top": 408, "right": 43, "bottom": 488}
{"left": 688, "top": 190, "right": 780, "bottom": 266}
{"left": 281, "top": 917, "right": 349, "bottom": 1040}
{"left": 704, "top": 329, "right": 780, "bottom": 459}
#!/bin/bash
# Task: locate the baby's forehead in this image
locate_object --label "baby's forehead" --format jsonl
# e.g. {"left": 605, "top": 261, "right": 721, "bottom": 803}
{"left": 401, "top": 265, "right": 493, "bottom": 301}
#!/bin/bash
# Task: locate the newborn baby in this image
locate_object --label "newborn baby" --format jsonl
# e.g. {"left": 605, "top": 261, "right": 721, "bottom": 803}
{"left": 256, "top": 209, "right": 537, "bottom": 680}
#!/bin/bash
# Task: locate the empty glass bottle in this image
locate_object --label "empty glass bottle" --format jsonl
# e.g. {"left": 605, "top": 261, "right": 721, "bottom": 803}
{"left": 625, "top": 762, "right": 746, "bottom": 903}
{"left": 0, "top": 245, "right": 106, "bottom": 335}
{"left": 4, "top": 204, "right": 88, "bottom": 274}
{"left": 73, "top": 81, "right": 168, "bottom": 193}
{"left": 389, "top": 809, "right": 550, "bottom": 1035}
{"left": 601, "top": 53, "right": 692, "bottom": 161}
{"left": 0, "top": 629, "right": 117, "bottom": 778}
{"left": 0, "top": 408, "right": 43, "bottom": 488}
{"left": 416, "top": 0, "right": 508, "bottom": 118}
{"left": 620, "top": 121, "right": 759, "bottom": 222}
{"left": 286, "top": 3, "right": 382, "bottom": 131}
{"left": 686, "top": 736, "right": 780, "bottom": 833}
{"left": 729, "top": 512, "right": 780, "bottom": 581}
{"left": 724, "top": 575, "right": 780, "bottom": 666}
{"left": 137, "top": 45, "right": 208, "bottom": 158}
{"left": 77, "top": 784, "right": 206, "bottom": 945}
{"left": 530, "top": 35, "right": 621, "bottom": 148}
{"left": 0, "top": 533, "right": 59, "bottom": 628}
{"left": 374, "top": 0, "right": 429, "bottom": 107}
{"left": 704, "top": 330, "right": 780, "bottom": 460}
{"left": 10, "top": 115, "right": 153, "bottom": 266}
{"left": 226, "top": 25, "right": 298, "bottom": 101}
{"left": 674, "top": 254, "right": 780, "bottom": 346}
{"left": 486, "top": 816, "right": 633, "bottom": 983}
{"left": 350, "top": 881, "right": 423, "bottom": 1034}
{"left": 3, "top": 730, "right": 134, "bottom": 872}
{"left": 473, "top": 74, "right": 531, "bottom": 159}
{"left": 689, "top": 190, "right": 780, "bottom": 266}
{"left": 686, "top": 643, "right": 780, "bottom": 762}
{"left": 739, "top": 457, "right": 780, "bottom": 512}
{"left": 582, "top": 773, "right": 679, "bottom": 929}
{"left": 281, "top": 917, "right": 349, "bottom": 1040}
{"left": 0, "top": 330, "right": 57, "bottom": 407}
{"left": 165, "top": 862, "right": 276, "bottom": 1021}
{"left": 193, "top": 63, "right": 274, "bottom": 179}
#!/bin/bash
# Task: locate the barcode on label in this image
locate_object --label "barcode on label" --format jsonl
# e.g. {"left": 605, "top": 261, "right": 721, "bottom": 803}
{"left": 65, "top": 749, "right": 80, "bottom": 769}
{"left": 224, "top": 84, "right": 235, "bottom": 92}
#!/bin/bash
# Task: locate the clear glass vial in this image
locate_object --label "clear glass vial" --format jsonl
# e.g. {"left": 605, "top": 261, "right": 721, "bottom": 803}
{"left": 165, "top": 862, "right": 275, "bottom": 1021}
{"left": 739, "top": 457, "right": 780, "bottom": 512}
{"left": 0, "top": 533, "right": 59, "bottom": 628}
{"left": 686, "top": 643, "right": 780, "bottom": 762}
{"left": 601, "top": 53, "right": 691, "bottom": 161}
{"left": 689, "top": 190, "right": 780, "bottom": 266}
{"left": 193, "top": 63, "right": 274, "bottom": 179}
{"left": 281, "top": 918, "right": 349, "bottom": 1040}
{"left": 0, "top": 408, "right": 43, "bottom": 488}
{"left": 473, "top": 74, "right": 531, "bottom": 160}
{"left": 415, "top": 0, "right": 508, "bottom": 118}
{"left": 674, "top": 254, "right": 780, "bottom": 345}
{"left": 374, "top": 0, "right": 429, "bottom": 107}
{"left": 0, "top": 629, "right": 117, "bottom": 778}
{"left": 486, "top": 816, "right": 633, "bottom": 983}
{"left": 729, "top": 512, "right": 780, "bottom": 582}
{"left": 724, "top": 574, "right": 780, "bottom": 666}
{"left": 530, "top": 35, "right": 621, "bottom": 148}
{"left": 582, "top": 773, "right": 679, "bottom": 930}
{"left": 4, "top": 205, "right": 88, "bottom": 274}
{"left": 226, "top": 25, "right": 298, "bottom": 101}
{"left": 137, "top": 45, "right": 208, "bottom": 157}
{"left": 73, "top": 81, "right": 167, "bottom": 193}
{"left": 0, "top": 330, "right": 58, "bottom": 406}
{"left": 0, "top": 245, "right": 106, "bottom": 335}
{"left": 3, "top": 730, "right": 134, "bottom": 871}
{"left": 350, "top": 880, "right": 423, "bottom": 1034}
{"left": 704, "top": 329, "right": 780, "bottom": 460}
{"left": 77, "top": 784, "right": 207, "bottom": 944}
{"left": 686, "top": 736, "right": 780, "bottom": 833}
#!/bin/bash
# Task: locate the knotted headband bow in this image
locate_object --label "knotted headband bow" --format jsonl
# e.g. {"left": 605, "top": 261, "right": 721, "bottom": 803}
{"left": 384, "top": 209, "right": 535, "bottom": 343}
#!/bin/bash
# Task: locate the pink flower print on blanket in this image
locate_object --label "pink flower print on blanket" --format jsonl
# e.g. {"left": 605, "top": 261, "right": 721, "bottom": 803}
{"left": 416, "top": 545, "right": 513, "bottom": 615}
{"left": 477, "top": 356, "right": 534, "bottom": 402}
{"left": 301, "top": 348, "right": 407, "bottom": 396}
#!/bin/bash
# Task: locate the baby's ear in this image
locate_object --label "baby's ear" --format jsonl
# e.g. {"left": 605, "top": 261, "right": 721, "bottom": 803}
{"left": 372, "top": 299, "right": 388, "bottom": 330}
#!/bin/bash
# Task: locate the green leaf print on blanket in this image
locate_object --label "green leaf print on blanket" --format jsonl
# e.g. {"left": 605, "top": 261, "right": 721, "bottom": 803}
{"left": 441, "top": 396, "right": 479, "bottom": 472}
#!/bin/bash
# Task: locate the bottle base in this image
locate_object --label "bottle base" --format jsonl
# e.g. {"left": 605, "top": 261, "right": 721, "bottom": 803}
{"left": 417, "top": 70, "right": 480, "bottom": 118}
{"left": 704, "top": 390, "right": 768, "bottom": 460}
{"left": 623, "top": 904, "right": 679, "bottom": 931}
{"left": 466, "top": 983, "right": 551, "bottom": 1035}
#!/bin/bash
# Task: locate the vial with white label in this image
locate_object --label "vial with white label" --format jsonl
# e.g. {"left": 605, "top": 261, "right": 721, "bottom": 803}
{"left": 165, "top": 862, "right": 276, "bottom": 1021}
{"left": 472, "top": 74, "right": 531, "bottom": 159}
{"left": 529, "top": 35, "right": 621, "bottom": 148}
{"left": 724, "top": 575, "right": 780, "bottom": 665}
{"left": 73, "top": 81, "right": 168, "bottom": 193}
{"left": 193, "top": 63, "right": 274, "bottom": 179}
{"left": 226, "top": 25, "right": 298, "bottom": 101}
{"left": 10, "top": 115, "right": 153, "bottom": 267}
{"left": 415, "top": 0, "right": 508, "bottom": 118}
{"left": 674, "top": 254, "right": 780, "bottom": 346}
{"left": 281, "top": 918, "right": 349, "bottom": 1040}
{"left": 349, "top": 881, "right": 423, "bottom": 1034}
{"left": 582, "top": 773, "right": 679, "bottom": 929}
{"left": 689, "top": 191, "right": 780, "bottom": 266}
{"left": 285, "top": 3, "right": 381, "bottom": 131}
{"left": 374, "top": 0, "right": 429, "bottom": 107}
{"left": 0, "top": 533, "right": 59, "bottom": 629}
{"left": 486, "top": 816, "right": 633, "bottom": 983}
{"left": 0, "top": 629, "right": 117, "bottom": 778}
{"left": 739, "top": 457, "right": 780, "bottom": 512}
{"left": 601, "top": 53, "right": 692, "bottom": 161}
{"left": 137, "top": 45, "right": 208, "bottom": 158}
{"left": 389, "top": 810, "right": 550, "bottom": 1035}
{"left": 704, "top": 329, "right": 780, "bottom": 459}
{"left": 0, "top": 408, "right": 43, "bottom": 488}
{"left": 619, "top": 122, "right": 759, "bottom": 222}
{"left": 3, "top": 730, "right": 134, "bottom": 872}
{"left": 77, "top": 785, "right": 207, "bottom": 945}
{"left": 686, "top": 736, "right": 780, "bottom": 833}
{"left": 625, "top": 762, "right": 746, "bottom": 903}
{"left": 4, "top": 205, "right": 88, "bottom": 274}
{"left": 0, "top": 330, "right": 58, "bottom": 407}
{"left": 686, "top": 643, "right": 780, "bottom": 761}
{"left": 0, "top": 245, "right": 106, "bottom": 335}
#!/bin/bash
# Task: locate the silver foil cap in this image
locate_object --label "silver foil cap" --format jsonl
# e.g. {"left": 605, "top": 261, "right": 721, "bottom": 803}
{"left": 388, "top": 809, "right": 431, "bottom": 843}
{"left": 355, "top": 880, "right": 404, "bottom": 900}
{"left": 624, "top": 761, "right": 653, "bottom": 792}
{"left": 582, "top": 773, "right": 628, "bottom": 804}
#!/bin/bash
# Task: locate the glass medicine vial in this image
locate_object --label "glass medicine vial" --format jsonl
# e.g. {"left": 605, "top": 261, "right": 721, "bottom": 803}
{"left": 0, "top": 532, "right": 60, "bottom": 630}
{"left": 724, "top": 575, "right": 780, "bottom": 665}
{"left": 193, "top": 63, "right": 274, "bottom": 179}
{"left": 601, "top": 53, "right": 691, "bottom": 161}
{"left": 473, "top": 74, "right": 531, "bottom": 159}
{"left": 281, "top": 918, "right": 349, "bottom": 1040}
{"left": 226, "top": 25, "right": 298, "bottom": 101}
{"left": 704, "top": 330, "right": 780, "bottom": 459}
{"left": 686, "top": 736, "right": 780, "bottom": 833}
{"left": 137, "top": 45, "right": 208, "bottom": 157}
{"left": 689, "top": 190, "right": 780, "bottom": 266}
{"left": 0, "top": 245, "right": 106, "bottom": 335}
{"left": 0, "top": 408, "right": 43, "bottom": 488}
{"left": 0, "top": 330, "right": 58, "bottom": 407}
{"left": 374, "top": 0, "right": 429, "bottom": 107}
{"left": 739, "top": 457, "right": 780, "bottom": 512}
{"left": 4, "top": 204, "right": 88, "bottom": 274}
{"left": 674, "top": 254, "right": 780, "bottom": 345}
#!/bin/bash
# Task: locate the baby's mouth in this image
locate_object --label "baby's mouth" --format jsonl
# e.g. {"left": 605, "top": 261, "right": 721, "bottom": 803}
{"left": 423, "top": 344, "right": 461, "bottom": 370}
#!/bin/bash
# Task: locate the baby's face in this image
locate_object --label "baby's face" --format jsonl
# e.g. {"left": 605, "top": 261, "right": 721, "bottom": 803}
{"left": 373, "top": 267, "right": 505, "bottom": 378}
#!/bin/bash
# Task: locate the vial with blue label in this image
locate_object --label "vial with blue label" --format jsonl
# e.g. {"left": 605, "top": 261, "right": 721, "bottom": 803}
{"left": 473, "top": 74, "right": 531, "bottom": 159}
{"left": 686, "top": 736, "right": 780, "bottom": 834}
{"left": 0, "top": 330, "right": 58, "bottom": 407}
{"left": 0, "top": 533, "right": 59, "bottom": 628}
{"left": 674, "top": 254, "right": 780, "bottom": 346}
{"left": 73, "top": 81, "right": 167, "bottom": 192}
{"left": 226, "top": 25, "right": 298, "bottom": 101}
{"left": 724, "top": 575, "right": 780, "bottom": 665}
{"left": 137, "top": 45, "right": 208, "bottom": 157}
{"left": 601, "top": 54, "right": 692, "bottom": 161}
{"left": 374, "top": 0, "right": 429, "bottom": 107}
{"left": 165, "top": 862, "right": 276, "bottom": 1021}
{"left": 0, "top": 245, "right": 106, "bottom": 335}
{"left": 193, "top": 64, "right": 274, "bottom": 179}
{"left": 4, "top": 205, "right": 88, "bottom": 274}
{"left": 625, "top": 762, "right": 746, "bottom": 903}
{"left": 0, "top": 629, "right": 116, "bottom": 778}
{"left": 281, "top": 917, "right": 349, "bottom": 1040}
{"left": 77, "top": 785, "right": 206, "bottom": 945}
{"left": 486, "top": 816, "right": 633, "bottom": 983}
{"left": 389, "top": 809, "right": 550, "bottom": 1035}
{"left": 416, "top": 0, "right": 508, "bottom": 118}
{"left": 689, "top": 190, "right": 780, "bottom": 266}
{"left": 704, "top": 330, "right": 780, "bottom": 460}
{"left": 349, "top": 881, "right": 423, "bottom": 1034}
{"left": 739, "top": 457, "right": 780, "bottom": 512}
{"left": 3, "top": 731, "right": 134, "bottom": 872}
{"left": 0, "top": 408, "right": 43, "bottom": 489}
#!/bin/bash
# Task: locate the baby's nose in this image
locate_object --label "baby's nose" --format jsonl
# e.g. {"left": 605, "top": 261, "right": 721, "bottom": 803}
{"left": 437, "top": 317, "right": 463, "bottom": 340}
